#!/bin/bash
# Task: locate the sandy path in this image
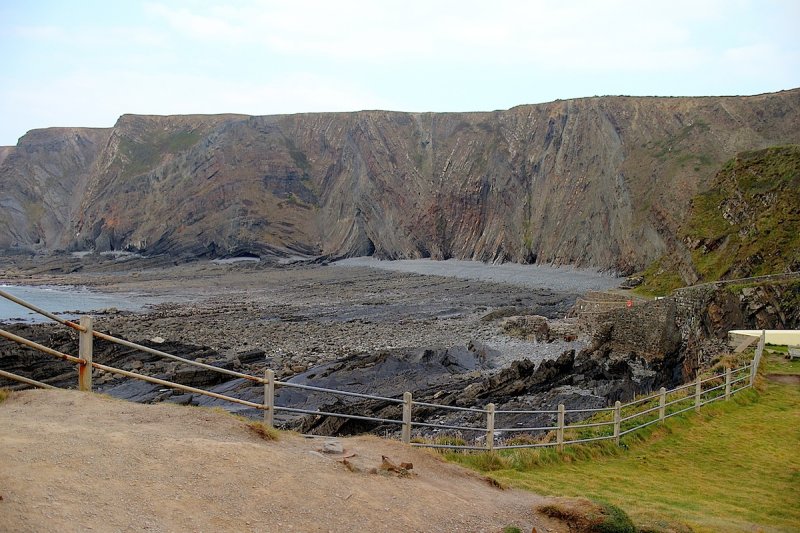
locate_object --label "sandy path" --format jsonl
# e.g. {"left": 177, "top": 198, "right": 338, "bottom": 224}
{"left": 0, "top": 389, "right": 564, "bottom": 532}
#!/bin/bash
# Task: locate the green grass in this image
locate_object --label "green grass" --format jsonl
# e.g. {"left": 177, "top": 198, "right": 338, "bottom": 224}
{"left": 638, "top": 145, "right": 800, "bottom": 289}
{"left": 633, "top": 256, "right": 685, "bottom": 297}
{"left": 766, "top": 344, "right": 789, "bottom": 354}
{"left": 446, "top": 368, "right": 800, "bottom": 532}
{"left": 117, "top": 130, "right": 201, "bottom": 179}
{"left": 0, "top": 389, "right": 9, "bottom": 404}
{"left": 764, "top": 351, "right": 800, "bottom": 376}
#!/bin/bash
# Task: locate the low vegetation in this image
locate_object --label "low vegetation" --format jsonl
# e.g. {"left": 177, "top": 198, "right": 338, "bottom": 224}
{"left": 117, "top": 130, "right": 201, "bottom": 180}
{"left": 686, "top": 145, "right": 800, "bottom": 278}
{"left": 538, "top": 498, "right": 636, "bottom": 533}
{"left": 637, "top": 145, "right": 800, "bottom": 295}
{"left": 0, "top": 388, "right": 9, "bottom": 404}
{"left": 763, "top": 346, "right": 800, "bottom": 375}
{"left": 246, "top": 420, "right": 281, "bottom": 441}
{"left": 446, "top": 353, "right": 800, "bottom": 532}
{"left": 634, "top": 257, "right": 685, "bottom": 297}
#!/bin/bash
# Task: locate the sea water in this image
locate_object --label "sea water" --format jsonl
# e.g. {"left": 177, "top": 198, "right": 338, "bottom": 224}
{"left": 0, "top": 284, "right": 155, "bottom": 323}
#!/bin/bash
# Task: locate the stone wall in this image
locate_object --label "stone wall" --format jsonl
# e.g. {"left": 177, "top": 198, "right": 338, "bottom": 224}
{"left": 572, "top": 291, "right": 629, "bottom": 316}
{"left": 598, "top": 299, "right": 680, "bottom": 361}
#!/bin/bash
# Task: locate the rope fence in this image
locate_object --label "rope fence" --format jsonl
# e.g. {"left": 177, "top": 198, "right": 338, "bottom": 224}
{"left": 0, "top": 288, "right": 766, "bottom": 453}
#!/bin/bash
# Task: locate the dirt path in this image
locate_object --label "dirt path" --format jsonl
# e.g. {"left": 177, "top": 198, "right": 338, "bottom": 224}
{"left": 0, "top": 389, "right": 565, "bottom": 532}
{"left": 766, "top": 373, "right": 800, "bottom": 385}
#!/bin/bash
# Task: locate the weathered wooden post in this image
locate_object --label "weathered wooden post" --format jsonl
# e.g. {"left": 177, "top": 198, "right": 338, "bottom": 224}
{"left": 401, "top": 391, "right": 412, "bottom": 444}
{"left": 658, "top": 387, "right": 666, "bottom": 422}
{"left": 695, "top": 374, "right": 702, "bottom": 412}
{"left": 725, "top": 367, "right": 732, "bottom": 400}
{"left": 78, "top": 316, "right": 93, "bottom": 391}
{"left": 485, "top": 403, "right": 495, "bottom": 451}
{"left": 264, "top": 369, "right": 275, "bottom": 427}
{"left": 613, "top": 400, "right": 621, "bottom": 445}
{"left": 750, "top": 330, "right": 766, "bottom": 386}
{"left": 557, "top": 404, "right": 565, "bottom": 451}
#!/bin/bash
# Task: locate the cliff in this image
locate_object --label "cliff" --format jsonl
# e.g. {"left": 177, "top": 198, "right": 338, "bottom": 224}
{"left": 0, "top": 128, "right": 111, "bottom": 251}
{"left": 2, "top": 89, "right": 799, "bottom": 272}
{"left": 639, "top": 144, "right": 800, "bottom": 292}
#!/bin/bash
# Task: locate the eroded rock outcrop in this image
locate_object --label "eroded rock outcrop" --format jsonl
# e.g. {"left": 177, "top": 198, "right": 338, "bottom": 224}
{"left": 672, "top": 276, "right": 800, "bottom": 370}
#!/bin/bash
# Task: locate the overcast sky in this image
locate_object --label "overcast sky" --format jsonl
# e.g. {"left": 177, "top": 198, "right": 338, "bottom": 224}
{"left": 1, "top": 0, "right": 798, "bottom": 145}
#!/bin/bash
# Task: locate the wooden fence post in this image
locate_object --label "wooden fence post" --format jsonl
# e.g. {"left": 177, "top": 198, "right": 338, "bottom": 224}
{"left": 557, "top": 404, "right": 565, "bottom": 451}
{"left": 658, "top": 387, "right": 666, "bottom": 422}
{"left": 725, "top": 367, "right": 732, "bottom": 400}
{"left": 264, "top": 369, "right": 275, "bottom": 427}
{"left": 78, "top": 316, "right": 93, "bottom": 391}
{"left": 486, "top": 403, "right": 495, "bottom": 451}
{"left": 401, "top": 391, "right": 412, "bottom": 444}
{"left": 695, "top": 374, "right": 702, "bottom": 412}
{"left": 750, "top": 330, "right": 766, "bottom": 386}
{"left": 613, "top": 400, "right": 621, "bottom": 445}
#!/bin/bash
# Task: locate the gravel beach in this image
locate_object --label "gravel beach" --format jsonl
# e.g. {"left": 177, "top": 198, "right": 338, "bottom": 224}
{"left": 2, "top": 258, "right": 618, "bottom": 374}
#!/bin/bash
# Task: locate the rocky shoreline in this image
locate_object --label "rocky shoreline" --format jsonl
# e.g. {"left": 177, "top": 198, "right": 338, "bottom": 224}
{"left": 3, "top": 256, "right": 795, "bottom": 442}
{"left": 0, "top": 256, "right": 590, "bottom": 374}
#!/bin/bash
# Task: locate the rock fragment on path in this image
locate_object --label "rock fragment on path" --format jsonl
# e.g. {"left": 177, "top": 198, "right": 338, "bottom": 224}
{"left": 380, "top": 455, "right": 414, "bottom": 477}
{"left": 321, "top": 440, "right": 344, "bottom": 454}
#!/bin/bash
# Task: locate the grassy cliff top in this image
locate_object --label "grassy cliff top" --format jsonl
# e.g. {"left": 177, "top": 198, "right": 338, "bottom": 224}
{"left": 638, "top": 144, "right": 800, "bottom": 295}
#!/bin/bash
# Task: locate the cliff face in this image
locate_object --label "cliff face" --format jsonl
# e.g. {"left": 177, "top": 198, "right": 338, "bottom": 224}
{"left": 2, "top": 90, "right": 799, "bottom": 271}
{"left": 681, "top": 145, "right": 800, "bottom": 279}
{"left": 0, "top": 128, "right": 111, "bottom": 251}
{"left": 638, "top": 144, "right": 800, "bottom": 293}
{"left": 0, "top": 146, "right": 13, "bottom": 167}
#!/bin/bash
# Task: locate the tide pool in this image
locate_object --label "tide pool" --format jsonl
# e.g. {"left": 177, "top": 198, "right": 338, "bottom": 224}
{"left": 0, "top": 284, "right": 157, "bottom": 323}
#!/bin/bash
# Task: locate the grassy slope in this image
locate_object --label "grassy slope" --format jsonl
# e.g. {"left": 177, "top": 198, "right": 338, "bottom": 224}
{"left": 637, "top": 145, "right": 800, "bottom": 296}
{"left": 686, "top": 145, "right": 800, "bottom": 280}
{"left": 117, "top": 130, "right": 200, "bottom": 180}
{"left": 764, "top": 347, "right": 800, "bottom": 375}
{"left": 448, "top": 354, "right": 800, "bottom": 532}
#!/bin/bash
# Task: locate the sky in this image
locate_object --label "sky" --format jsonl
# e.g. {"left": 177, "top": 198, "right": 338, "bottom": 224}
{"left": 1, "top": 0, "right": 798, "bottom": 146}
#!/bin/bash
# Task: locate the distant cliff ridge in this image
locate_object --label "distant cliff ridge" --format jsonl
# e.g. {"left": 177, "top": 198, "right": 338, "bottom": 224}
{"left": 1, "top": 90, "right": 799, "bottom": 273}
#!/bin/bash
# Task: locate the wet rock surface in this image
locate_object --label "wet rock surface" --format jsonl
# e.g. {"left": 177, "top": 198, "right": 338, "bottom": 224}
{"left": 283, "top": 341, "right": 671, "bottom": 441}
